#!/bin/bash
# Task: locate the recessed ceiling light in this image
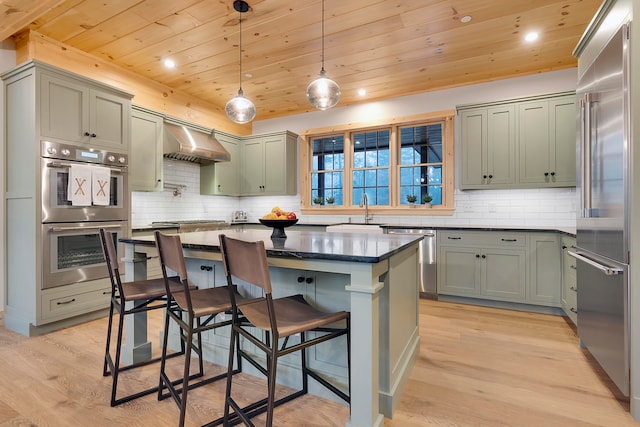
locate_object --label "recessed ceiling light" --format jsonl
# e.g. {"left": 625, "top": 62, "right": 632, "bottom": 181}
{"left": 358, "top": 88, "right": 366, "bottom": 97}
{"left": 460, "top": 15, "right": 472, "bottom": 23}
{"left": 525, "top": 32, "right": 539, "bottom": 42}
{"left": 163, "top": 58, "right": 176, "bottom": 68}
{"left": 244, "top": 72, "right": 253, "bottom": 78}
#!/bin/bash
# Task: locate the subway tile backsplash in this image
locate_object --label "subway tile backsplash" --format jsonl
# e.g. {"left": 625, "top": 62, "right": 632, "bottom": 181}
{"left": 131, "top": 159, "right": 577, "bottom": 228}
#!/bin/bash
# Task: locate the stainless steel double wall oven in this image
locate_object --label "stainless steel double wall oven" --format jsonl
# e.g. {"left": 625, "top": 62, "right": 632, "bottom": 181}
{"left": 41, "top": 140, "right": 128, "bottom": 289}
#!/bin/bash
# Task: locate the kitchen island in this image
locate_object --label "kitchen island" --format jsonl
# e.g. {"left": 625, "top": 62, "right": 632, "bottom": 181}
{"left": 120, "top": 228, "right": 422, "bottom": 427}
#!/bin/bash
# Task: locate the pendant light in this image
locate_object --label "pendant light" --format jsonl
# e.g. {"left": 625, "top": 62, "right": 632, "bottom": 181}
{"left": 306, "top": 0, "right": 341, "bottom": 110}
{"left": 226, "top": 0, "right": 256, "bottom": 124}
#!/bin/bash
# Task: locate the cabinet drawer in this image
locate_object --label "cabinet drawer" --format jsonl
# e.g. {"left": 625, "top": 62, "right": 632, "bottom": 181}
{"left": 41, "top": 283, "right": 111, "bottom": 323}
{"left": 439, "top": 231, "right": 526, "bottom": 247}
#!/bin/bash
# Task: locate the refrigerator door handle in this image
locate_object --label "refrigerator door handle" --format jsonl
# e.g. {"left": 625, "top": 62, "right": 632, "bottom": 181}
{"left": 568, "top": 251, "right": 623, "bottom": 275}
{"left": 580, "top": 93, "right": 597, "bottom": 218}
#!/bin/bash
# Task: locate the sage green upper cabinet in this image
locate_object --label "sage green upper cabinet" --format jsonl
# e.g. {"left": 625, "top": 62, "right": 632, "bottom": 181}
{"left": 40, "top": 68, "right": 131, "bottom": 151}
{"left": 130, "top": 106, "right": 163, "bottom": 192}
{"left": 200, "top": 132, "right": 241, "bottom": 196}
{"left": 459, "top": 105, "right": 516, "bottom": 189}
{"left": 240, "top": 131, "right": 297, "bottom": 196}
{"left": 458, "top": 92, "right": 576, "bottom": 190}
{"left": 518, "top": 95, "right": 576, "bottom": 187}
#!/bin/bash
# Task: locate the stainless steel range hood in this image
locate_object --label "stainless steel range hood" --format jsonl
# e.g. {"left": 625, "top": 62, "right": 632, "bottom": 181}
{"left": 163, "top": 122, "right": 231, "bottom": 164}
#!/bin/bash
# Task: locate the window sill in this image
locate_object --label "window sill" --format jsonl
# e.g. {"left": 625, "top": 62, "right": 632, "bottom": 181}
{"left": 300, "top": 207, "right": 454, "bottom": 216}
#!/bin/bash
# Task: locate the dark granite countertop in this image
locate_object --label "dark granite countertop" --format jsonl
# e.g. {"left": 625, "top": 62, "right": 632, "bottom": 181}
{"left": 121, "top": 229, "right": 424, "bottom": 263}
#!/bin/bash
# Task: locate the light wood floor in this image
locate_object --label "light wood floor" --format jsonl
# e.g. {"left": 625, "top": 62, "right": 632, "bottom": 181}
{"left": 0, "top": 299, "right": 637, "bottom": 426}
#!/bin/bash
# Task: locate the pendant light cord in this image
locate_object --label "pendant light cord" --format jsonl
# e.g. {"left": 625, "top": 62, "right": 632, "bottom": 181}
{"left": 239, "top": 10, "right": 243, "bottom": 92}
{"left": 321, "top": 0, "right": 325, "bottom": 73}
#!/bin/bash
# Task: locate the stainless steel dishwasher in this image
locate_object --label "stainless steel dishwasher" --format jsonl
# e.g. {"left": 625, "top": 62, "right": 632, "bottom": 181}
{"left": 387, "top": 228, "right": 437, "bottom": 299}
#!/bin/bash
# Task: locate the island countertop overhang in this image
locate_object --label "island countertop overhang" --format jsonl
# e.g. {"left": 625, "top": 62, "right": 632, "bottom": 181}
{"left": 121, "top": 229, "right": 424, "bottom": 263}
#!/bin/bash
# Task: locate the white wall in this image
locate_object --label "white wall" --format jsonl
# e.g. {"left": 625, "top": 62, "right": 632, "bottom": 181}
{"left": 132, "top": 68, "right": 579, "bottom": 229}
{"left": 0, "top": 39, "right": 16, "bottom": 311}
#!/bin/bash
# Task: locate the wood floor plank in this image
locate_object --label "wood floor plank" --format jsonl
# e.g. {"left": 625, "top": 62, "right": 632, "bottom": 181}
{"left": 0, "top": 299, "right": 636, "bottom": 426}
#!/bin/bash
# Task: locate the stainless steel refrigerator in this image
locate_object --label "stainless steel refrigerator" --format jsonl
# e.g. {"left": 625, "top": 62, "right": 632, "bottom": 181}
{"left": 571, "top": 22, "right": 630, "bottom": 396}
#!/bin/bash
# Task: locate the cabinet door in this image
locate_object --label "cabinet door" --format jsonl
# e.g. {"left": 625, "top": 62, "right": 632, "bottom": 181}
{"left": 459, "top": 109, "right": 486, "bottom": 188}
{"left": 241, "top": 137, "right": 265, "bottom": 195}
{"left": 518, "top": 100, "right": 550, "bottom": 185}
{"left": 130, "top": 108, "right": 163, "bottom": 191}
{"left": 89, "top": 89, "right": 130, "bottom": 150}
{"left": 481, "top": 248, "right": 526, "bottom": 301}
{"left": 528, "top": 234, "right": 561, "bottom": 306}
{"left": 486, "top": 105, "right": 516, "bottom": 186}
{"left": 549, "top": 96, "right": 577, "bottom": 186}
{"left": 201, "top": 133, "right": 241, "bottom": 195}
{"left": 263, "top": 135, "right": 287, "bottom": 194}
{"left": 438, "top": 246, "right": 481, "bottom": 296}
{"left": 40, "top": 72, "right": 90, "bottom": 143}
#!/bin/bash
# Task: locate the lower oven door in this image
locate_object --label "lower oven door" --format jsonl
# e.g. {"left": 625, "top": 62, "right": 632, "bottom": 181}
{"left": 42, "top": 221, "right": 128, "bottom": 289}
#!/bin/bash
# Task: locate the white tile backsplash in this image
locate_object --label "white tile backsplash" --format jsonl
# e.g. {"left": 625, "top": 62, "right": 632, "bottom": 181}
{"left": 132, "top": 159, "right": 577, "bottom": 229}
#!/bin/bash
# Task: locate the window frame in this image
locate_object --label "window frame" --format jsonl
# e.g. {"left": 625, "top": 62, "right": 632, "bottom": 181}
{"left": 300, "top": 110, "right": 455, "bottom": 216}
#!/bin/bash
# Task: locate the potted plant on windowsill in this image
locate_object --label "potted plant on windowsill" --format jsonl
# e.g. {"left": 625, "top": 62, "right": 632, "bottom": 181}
{"left": 406, "top": 194, "right": 417, "bottom": 207}
{"left": 313, "top": 196, "right": 323, "bottom": 206}
{"left": 422, "top": 194, "right": 433, "bottom": 207}
{"left": 325, "top": 196, "right": 335, "bottom": 206}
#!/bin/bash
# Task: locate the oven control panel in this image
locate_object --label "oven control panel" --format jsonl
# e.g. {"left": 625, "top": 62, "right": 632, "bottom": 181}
{"left": 41, "top": 140, "right": 128, "bottom": 167}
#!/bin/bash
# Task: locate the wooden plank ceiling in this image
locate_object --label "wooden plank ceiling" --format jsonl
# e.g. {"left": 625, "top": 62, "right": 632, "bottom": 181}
{"left": 2, "top": 0, "right": 602, "bottom": 121}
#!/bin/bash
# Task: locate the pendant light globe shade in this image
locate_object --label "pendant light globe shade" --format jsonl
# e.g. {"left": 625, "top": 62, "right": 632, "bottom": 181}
{"left": 226, "top": 88, "right": 256, "bottom": 124}
{"left": 306, "top": 69, "right": 341, "bottom": 110}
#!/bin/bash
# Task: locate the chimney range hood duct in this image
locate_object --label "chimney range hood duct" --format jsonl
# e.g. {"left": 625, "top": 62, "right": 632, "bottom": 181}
{"left": 163, "top": 122, "right": 231, "bottom": 164}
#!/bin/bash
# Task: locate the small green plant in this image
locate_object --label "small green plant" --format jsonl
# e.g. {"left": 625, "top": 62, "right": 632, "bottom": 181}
{"left": 422, "top": 194, "right": 433, "bottom": 203}
{"left": 325, "top": 196, "right": 335, "bottom": 204}
{"left": 406, "top": 194, "right": 417, "bottom": 203}
{"left": 313, "top": 196, "right": 323, "bottom": 205}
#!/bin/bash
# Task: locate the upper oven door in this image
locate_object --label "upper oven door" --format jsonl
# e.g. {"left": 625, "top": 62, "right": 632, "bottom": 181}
{"left": 41, "top": 158, "right": 128, "bottom": 222}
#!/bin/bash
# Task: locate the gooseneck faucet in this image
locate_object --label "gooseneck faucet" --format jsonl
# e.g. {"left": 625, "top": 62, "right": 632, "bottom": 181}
{"left": 359, "top": 193, "right": 373, "bottom": 224}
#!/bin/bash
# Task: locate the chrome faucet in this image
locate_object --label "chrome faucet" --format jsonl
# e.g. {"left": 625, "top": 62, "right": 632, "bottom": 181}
{"left": 359, "top": 193, "right": 373, "bottom": 224}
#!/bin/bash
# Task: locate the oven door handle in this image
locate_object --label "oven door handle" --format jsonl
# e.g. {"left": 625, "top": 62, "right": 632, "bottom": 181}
{"left": 47, "top": 161, "right": 127, "bottom": 173}
{"left": 49, "top": 224, "right": 122, "bottom": 232}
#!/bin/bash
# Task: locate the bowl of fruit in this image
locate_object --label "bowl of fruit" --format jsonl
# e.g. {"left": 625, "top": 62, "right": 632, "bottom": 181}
{"left": 259, "top": 206, "right": 298, "bottom": 238}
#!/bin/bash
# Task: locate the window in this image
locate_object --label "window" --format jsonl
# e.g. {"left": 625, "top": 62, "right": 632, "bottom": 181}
{"left": 352, "top": 129, "right": 390, "bottom": 206}
{"left": 399, "top": 124, "right": 443, "bottom": 205}
{"left": 301, "top": 111, "right": 454, "bottom": 214}
{"left": 311, "top": 135, "right": 344, "bottom": 205}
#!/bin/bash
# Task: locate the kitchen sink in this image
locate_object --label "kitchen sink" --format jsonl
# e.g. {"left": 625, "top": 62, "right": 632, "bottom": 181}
{"left": 325, "top": 223, "right": 384, "bottom": 234}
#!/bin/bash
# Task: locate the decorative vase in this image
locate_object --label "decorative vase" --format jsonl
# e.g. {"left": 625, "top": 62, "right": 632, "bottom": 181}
{"left": 424, "top": 202, "right": 432, "bottom": 208}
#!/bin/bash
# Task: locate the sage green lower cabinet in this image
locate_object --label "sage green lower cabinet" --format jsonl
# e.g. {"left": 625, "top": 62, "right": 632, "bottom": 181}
{"left": 438, "top": 231, "right": 526, "bottom": 302}
{"left": 527, "top": 233, "right": 562, "bottom": 306}
{"left": 438, "top": 230, "right": 562, "bottom": 308}
{"left": 561, "top": 235, "right": 578, "bottom": 325}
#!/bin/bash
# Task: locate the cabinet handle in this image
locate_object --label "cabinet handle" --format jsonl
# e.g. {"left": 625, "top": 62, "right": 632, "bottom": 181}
{"left": 481, "top": 254, "right": 486, "bottom": 259}
{"left": 447, "top": 236, "right": 462, "bottom": 240}
{"left": 297, "top": 276, "right": 305, "bottom": 283}
{"left": 84, "top": 132, "right": 97, "bottom": 137}
{"left": 57, "top": 298, "right": 76, "bottom": 305}
{"left": 305, "top": 277, "right": 313, "bottom": 284}
{"left": 562, "top": 245, "right": 567, "bottom": 249}
{"left": 200, "top": 265, "right": 212, "bottom": 271}
{"left": 483, "top": 175, "right": 487, "bottom": 179}
{"left": 570, "top": 307, "right": 578, "bottom": 313}
{"left": 84, "top": 132, "right": 90, "bottom": 136}
{"left": 570, "top": 286, "right": 577, "bottom": 292}
{"left": 488, "top": 174, "right": 493, "bottom": 179}
{"left": 570, "top": 265, "right": 576, "bottom": 270}
{"left": 551, "top": 172, "right": 556, "bottom": 176}
{"left": 476, "top": 254, "right": 480, "bottom": 258}
{"left": 501, "top": 238, "right": 517, "bottom": 242}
